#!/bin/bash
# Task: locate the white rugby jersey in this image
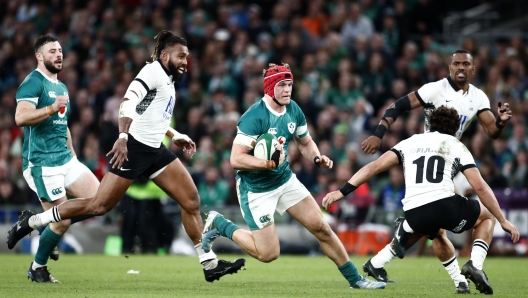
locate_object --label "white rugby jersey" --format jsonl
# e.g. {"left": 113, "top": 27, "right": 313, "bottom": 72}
{"left": 128, "top": 61, "right": 176, "bottom": 148}
{"left": 416, "top": 77, "right": 491, "bottom": 139}
{"left": 390, "top": 131, "right": 476, "bottom": 211}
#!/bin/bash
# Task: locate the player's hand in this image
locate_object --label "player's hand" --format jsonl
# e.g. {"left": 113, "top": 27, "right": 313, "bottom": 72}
{"left": 172, "top": 134, "right": 196, "bottom": 158}
{"left": 361, "top": 136, "right": 381, "bottom": 154}
{"left": 322, "top": 191, "right": 344, "bottom": 210}
{"left": 53, "top": 95, "right": 68, "bottom": 113}
{"left": 500, "top": 220, "right": 520, "bottom": 243}
{"left": 107, "top": 138, "right": 128, "bottom": 169}
{"left": 315, "top": 155, "right": 333, "bottom": 169}
{"left": 497, "top": 102, "right": 512, "bottom": 123}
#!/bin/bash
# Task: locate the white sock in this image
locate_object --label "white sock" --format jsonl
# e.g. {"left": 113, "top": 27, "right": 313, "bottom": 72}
{"left": 442, "top": 255, "right": 467, "bottom": 286}
{"left": 471, "top": 239, "right": 489, "bottom": 270}
{"left": 403, "top": 220, "right": 414, "bottom": 233}
{"left": 195, "top": 243, "right": 218, "bottom": 269}
{"left": 32, "top": 261, "right": 46, "bottom": 270}
{"left": 28, "top": 207, "right": 61, "bottom": 229}
{"left": 371, "top": 244, "right": 397, "bottom": 268}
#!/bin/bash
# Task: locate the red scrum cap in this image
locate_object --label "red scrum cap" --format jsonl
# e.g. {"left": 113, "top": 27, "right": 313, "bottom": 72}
{"left": 263, "top": 64, "right": 294, "bottom": 99}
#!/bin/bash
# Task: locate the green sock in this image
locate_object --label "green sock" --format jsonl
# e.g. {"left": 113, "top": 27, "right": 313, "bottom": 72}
{"left": 338, "top": 261, "right": 361, "bottom": 286}
{"left": 214, "top": 216, "right": 240, "bottom": 240}
{"left": 71, "top": 215, "right": 92, "bottom": 224}
{"left": 34, "top": 226, "right": 63, "bottom": 265}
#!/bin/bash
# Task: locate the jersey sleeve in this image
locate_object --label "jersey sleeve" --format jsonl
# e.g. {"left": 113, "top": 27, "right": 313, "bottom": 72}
{"left": 459, "top": 143, "right": 476, "bottom": 172}
{"left": 390, "top": 139, "right": 407, "bottom": 165}
{"left": 233, "top": 112, "right": 263, "bottom": 149}
{"left": 475, "top": 89, "right": 491, "bottom": 116}
{"left": 16, "top": 76, "right": 43, "bottom": 106}
{"left": 134, "top": 63, "right": 159, "bottom": 94}
{"left": 415, "top": 81, "right": 440, "bottom": 108}
{"left": 293, "top": 103, "right": 309, "bottom": 139}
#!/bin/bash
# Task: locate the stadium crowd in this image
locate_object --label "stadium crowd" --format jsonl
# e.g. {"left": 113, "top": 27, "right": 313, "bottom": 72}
{"left": 0, "top": 0, "right": 527, "bottom": 227}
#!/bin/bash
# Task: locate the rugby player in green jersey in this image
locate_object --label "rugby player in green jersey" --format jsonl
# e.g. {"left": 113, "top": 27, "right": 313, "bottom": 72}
{"left": 10, "top": 35, "right": 100, "bottom": 283}
{"left": 201, "top": 63, "right": 386, "bottom": 290}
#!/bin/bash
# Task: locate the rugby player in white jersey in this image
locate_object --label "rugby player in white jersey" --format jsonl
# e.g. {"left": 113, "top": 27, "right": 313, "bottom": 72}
{"left": 359, "top": 49, "right": 512, "bottom": 287}
{"left": 323, "top": 106, "right": 519, "bottom": 294}
{"left": 8, "top": 31, "right": 245, "bottom": 282}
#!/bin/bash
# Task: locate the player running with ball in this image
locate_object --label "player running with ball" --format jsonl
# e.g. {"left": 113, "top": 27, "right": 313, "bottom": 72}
{"left": 201, "top": 63, "right": 386, "bottom": 290}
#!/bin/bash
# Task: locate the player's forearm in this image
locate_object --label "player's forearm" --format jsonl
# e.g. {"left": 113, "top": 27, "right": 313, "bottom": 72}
{"left": 297, "top": 139, "right": 320, "bottom": 163}
{"left": 15, "top": 106, "right": 54, "bottom": 126}
{"left": 118, "top": 117, "right": 133, "bottom": 134}
{"left": 348, "top": 162, "right": 377, "bottom": 186}
{"left": 230, "top": 153, "right": 275, "bottom": 171}
{"left": 474, "top": 184, "right": 506, "bottom": 223}
{"left": 373, "top": 93, "right": 420, "bottom": 139}
{"left": 485, "top": 120, "right": 506, "bottom": 139}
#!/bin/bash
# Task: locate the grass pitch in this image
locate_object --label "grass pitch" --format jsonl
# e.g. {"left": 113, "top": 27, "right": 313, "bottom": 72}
{"left": 0, "top": 254, "right": 526, "bottom": 297}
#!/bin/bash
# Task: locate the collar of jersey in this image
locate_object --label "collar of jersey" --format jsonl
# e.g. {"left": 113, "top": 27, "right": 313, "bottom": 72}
{"left": 447, "top": 76, "right": 470, "bottom": 94}
{"left": 35, "top": 68, "right": 59, "bottom": 84}
{"left": 262, "top": 97, "right": 286, "bottom": 116}
{"left": 156, "top": 59, "right": 173, "bottom": 82}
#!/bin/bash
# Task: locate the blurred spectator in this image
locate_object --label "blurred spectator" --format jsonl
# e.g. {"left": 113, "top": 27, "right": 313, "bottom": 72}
{"left": 198, "top": 166, "right": 229, "bottom": 208}
{"left": 376, "top": 167, "right": 405, "bottom": 225}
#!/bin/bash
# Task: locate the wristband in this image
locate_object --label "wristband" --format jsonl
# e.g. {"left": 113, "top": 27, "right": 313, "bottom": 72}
{"left": 270, "top": 150, "right": 280, "bottom": 169}
{"left": 314, "top": 156, "right": 321, "bottom": 167}
{"left": 339, "top": 182, "right": 358, "bottom": 196}
{"left": 495, "top": 117, "right": 505, "bottom": 129}
{"left": 46, "top": 105, "right": 55, "bottom": 116}
{"left": 119, "top": 132, "right": 128, "bottom": 141}
{"left": 373, "top": 124, "right": 387, "bottom": 139}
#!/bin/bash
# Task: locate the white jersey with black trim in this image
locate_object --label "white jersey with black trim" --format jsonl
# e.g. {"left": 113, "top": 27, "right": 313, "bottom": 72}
{"left": 390, "top": 131, "right": 476, "bottom": 211}
{"left": 415, "top": 77, "right": 491, "bottom": 139}
{"left": 128, "top": 61, "right": 176, "bottom": 148}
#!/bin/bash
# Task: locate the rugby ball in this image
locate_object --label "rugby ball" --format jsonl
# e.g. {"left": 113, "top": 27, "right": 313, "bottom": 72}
{"left": 253, "top": 133, "right": 279, "bottom": 160}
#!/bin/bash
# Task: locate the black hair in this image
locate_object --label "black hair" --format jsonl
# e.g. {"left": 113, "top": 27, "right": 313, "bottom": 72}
{"left": 429, "top": 106, "right": 461, "bottom": 136}
{"left": 151, "top": 30, "right": 188, "bottom": 61}
{"left": 453, "top": 49, "right": 472, "bottom": 57}
{"left": 34, "top": 35, "right": 58, "bottom": 53}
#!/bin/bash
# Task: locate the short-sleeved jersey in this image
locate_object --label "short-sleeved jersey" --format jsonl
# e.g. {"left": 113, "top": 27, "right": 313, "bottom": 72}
{"left": 391, "top": 131, "right": 476, "bottom": 211}
{"left": 416, "top": 77, "right": 491, "bottom": 139}
{"left": 128, "top": 61, "right": 177, "bottom": 148}
{"left": 234, "top": 98, "right": 309, "bottom": 193}
{"left": 16, "top": 69, "right": 72, "bottom": 170}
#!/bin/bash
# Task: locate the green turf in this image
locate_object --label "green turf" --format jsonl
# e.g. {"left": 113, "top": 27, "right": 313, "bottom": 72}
{"left": 0, "top": 254, "right": 526, "bottom": 297}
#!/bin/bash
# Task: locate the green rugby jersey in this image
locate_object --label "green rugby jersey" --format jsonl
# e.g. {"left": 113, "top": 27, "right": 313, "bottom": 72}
{"left": 235, "top": 99, "right": 309, "bottom": 193}
{"left": 16, "top": 69, "right": 72, "bottom": 170}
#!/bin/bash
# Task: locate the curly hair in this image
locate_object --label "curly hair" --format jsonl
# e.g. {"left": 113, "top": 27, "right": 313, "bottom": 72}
{"left": 429, "top": 106, "right": 460, "bottom": 136}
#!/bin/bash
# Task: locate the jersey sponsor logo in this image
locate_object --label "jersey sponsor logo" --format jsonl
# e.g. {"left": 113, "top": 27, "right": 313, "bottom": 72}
{"left": 410, "top": 148, "right": 448, "bottom": 154}
{"left": 287, "top": 122, "right": 296, "bottom": 134}
{"left": 163, "top": 95, "right": 175, "bottom": 119}
{"left": 48, "top": 91, "right": 57, "bottom": 98}
{"left": 268, "top": 128, "right": 277, "bottom": 134}
{"left": 453, "top": 219, "right": 467, "bottom": 232}
{"left": 51, "top": 187, "right": 63, "bottom": 195}
{"left": 53, "top": 119, "right": 68, "bottom": 125}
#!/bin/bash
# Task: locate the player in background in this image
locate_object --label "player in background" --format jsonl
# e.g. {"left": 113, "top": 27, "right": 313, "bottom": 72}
{"left": 360, "top": 49, "right": 513, "bottom": 283}
{"left": 323, "top": 106, "right": 519, "bottom": 294}
{"left": 8, "top": 35, "right": 100, "bottom": 283}
{"left": 201, "top": 63, "right": 386, "bottom": 290}
{"left": 8, "top": 31, "right": 244, "bottom": 282}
